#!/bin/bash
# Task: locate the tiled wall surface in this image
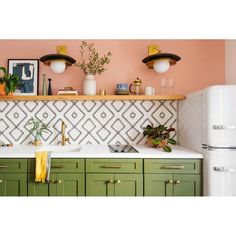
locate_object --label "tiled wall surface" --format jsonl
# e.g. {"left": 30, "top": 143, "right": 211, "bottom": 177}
{"left": 0, "top": 100, "right": 177, "bottom": 145}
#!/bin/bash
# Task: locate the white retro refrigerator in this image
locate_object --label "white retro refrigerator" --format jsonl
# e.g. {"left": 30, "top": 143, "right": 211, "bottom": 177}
{"left": 178, "top": 85, "right": 236, "bottom": 196}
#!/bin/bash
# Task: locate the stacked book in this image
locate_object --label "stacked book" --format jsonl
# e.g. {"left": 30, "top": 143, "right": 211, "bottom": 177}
{"left": 57, "top": 87, "right": 78, "bottom": 95}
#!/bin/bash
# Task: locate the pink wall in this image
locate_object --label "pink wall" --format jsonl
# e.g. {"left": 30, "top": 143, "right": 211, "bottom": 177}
{"left": 0, "top": 40, "right": 225, "bottom": 95}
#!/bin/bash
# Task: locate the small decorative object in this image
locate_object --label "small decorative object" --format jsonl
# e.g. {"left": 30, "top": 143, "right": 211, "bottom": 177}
{"left": 0, "top": 66, "right": 20, "bottom": 95}
{"left": 115, "top": 83, "right": 129, "bottom": 95}
{"left": 99, "top": 88, "right": 106, "bottom": 95}
{"left": 145, "top": 86, "right": 156, "bottom": 95}
{"left": 143, "top": 123, "right": 176, "bottom": 152}
{"left": 42, "top": 74, "right": 47, "bottom": 96}
{"left": 75, "top": 41, "right": 112, "bottom": 95}
{"left": 129, "top": 77, "right": 142, "bottom": 95}
{"left": 39, "top": 46, "right": 76, "bottom": 74}
{"left": 57, "top": 87, "right": 78, "bottom": 95}
{"left": 27, "top": 118, "right": 50, "bottom": 146}
{"left": 48, "top": 78, "right": 52, "bottom": 95}
{"left": 8, "top": 59, "right": 39, "bottom": 95}
{"left": 142, "top": 45, "right": 181, "bottom": 73}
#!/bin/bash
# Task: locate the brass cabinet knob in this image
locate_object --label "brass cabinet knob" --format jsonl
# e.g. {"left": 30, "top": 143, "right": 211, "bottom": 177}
{"left": 166, "top": 180, "right": 173, "bottom": 184}
{"left": 0, "top": 179, "right": 3, "bottom": 183}
{"left": 115, "top": 180, "right": 121, "bottom": 184}
{"left": 175, "top": 180, "right": 181, "bottom": 184}
{"left": 58, "top": 180, "right": 62, "bottom": 184}
{"left": 107, "top": 180, "right": 114, "bottom": 184}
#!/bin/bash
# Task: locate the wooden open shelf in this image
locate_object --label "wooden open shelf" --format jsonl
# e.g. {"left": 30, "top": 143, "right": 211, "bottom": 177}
{"left": 0, "top": 95, "right": 186, "bottom": 101}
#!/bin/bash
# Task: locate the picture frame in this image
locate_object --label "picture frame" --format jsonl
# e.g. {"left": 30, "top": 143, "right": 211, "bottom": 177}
{"left": 8, "top": 59, "right": 39, "bottom": 95}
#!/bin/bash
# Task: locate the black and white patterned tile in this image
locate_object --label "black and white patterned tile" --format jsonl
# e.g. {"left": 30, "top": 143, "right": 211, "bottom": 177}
{"left": 0, "top": 100, "right": 177, "bottom": 145}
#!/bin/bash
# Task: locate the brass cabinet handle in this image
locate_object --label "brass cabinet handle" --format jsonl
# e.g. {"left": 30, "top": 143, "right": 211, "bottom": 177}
{"left": 50, "top": 180, "right": 62, "bottom": 184}
{"left": 166, "top": 180, "right": 173, "bottom": 184}
{"left": 162, "top": 165, "right": 185, "bottom": 170}
{"left": 106, "top": 180, "right": 114, "bottom": 184}
{"left": 175, "top": 180, "right": 181, "bottom": 184}
{"left": 0, "top": 165, "right": 8, "bottom": 168}
{"left": 51, "top": 164, "right": 64, "bottom": 168}
{"left": 0, "top": 179, "right": 3, "bottom": 183}
{"left": 101, "top": 165, "right": 124, "bottom": 169}
{"left": 114, "top": 180, "right": 121, "bottom": 184}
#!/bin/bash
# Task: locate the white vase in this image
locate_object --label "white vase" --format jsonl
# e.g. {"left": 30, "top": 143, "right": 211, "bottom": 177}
{"left": 83, "top": 74, "right": 96, "bottom": 95}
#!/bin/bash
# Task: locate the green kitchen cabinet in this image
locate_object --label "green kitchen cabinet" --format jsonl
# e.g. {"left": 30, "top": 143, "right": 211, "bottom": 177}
{"left": 86, "top": 173, "right": 143, "bottom": 196}
{"left": 86, "top": 159, "right": 143, "bottom": 196}
{"left": 0, "top": 159, "right": 27, "bottom": 196}
{"left": 144, "top": 159, "right": 202, "bottom": 196}
{"left": 172, "top": 174, "right": 201, "bottom": 196}
{"left": 144, "top": 173, "right": 201, "bottom": 196}
{"left": 144, "top": 174, "right": 173, "bottom": 196}
{"left": 28, "top": 173, "right": 85, "bottom": 196}
{"left": 28, "top": 158, "right": 85, "bottom": 196}
{"left": 0, "top": 173, "right": 27, "bottom": 196}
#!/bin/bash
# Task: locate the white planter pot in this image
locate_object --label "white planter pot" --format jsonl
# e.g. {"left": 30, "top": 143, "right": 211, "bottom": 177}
{"left": 83, "top": 74, "right": 96, "bottom": 95}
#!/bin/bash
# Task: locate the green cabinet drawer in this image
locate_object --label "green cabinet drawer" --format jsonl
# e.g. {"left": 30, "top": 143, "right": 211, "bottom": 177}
{"left": 28, "top": 159, "right": 85, "bottom": 173}
{"left": 0, "top": 159, "right": 27, "bottom": 173}
{"left": 144, "top": 159, "right": 202, "bottom": 174}
{"left": 86, "top": 159, "right": 143, "bottom": 173}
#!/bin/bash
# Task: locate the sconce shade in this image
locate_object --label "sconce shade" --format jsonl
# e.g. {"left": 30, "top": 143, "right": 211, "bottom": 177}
{"left": 40, "top": 54, "right": 76, "bottom": 66}
{"left": 142, "top": 53, "right": 181, "bottom": 70}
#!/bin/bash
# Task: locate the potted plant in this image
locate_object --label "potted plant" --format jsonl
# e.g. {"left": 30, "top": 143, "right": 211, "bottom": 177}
{"left": 75, "top": 41, "right": 112, "bottom": 95}
{"left": 0, "top": 66, "right": 20, "bottom": 95}
{"left": 143, "top": 124, "right": 177, "bottom": 152}
{"left": 27, "top": 118, "right": 50, "bottom": 146}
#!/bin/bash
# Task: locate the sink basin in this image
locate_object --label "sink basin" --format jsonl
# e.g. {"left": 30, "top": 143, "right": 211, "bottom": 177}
{"left": 37, "top": 145, "right": 81, "bottom": 153}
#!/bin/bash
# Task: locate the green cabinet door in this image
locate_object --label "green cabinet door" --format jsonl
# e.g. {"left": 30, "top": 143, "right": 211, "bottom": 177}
{"left": 86, "top": 174, "right": 115, "bottom": 196}
{"left": 56, "top": 173, "right": 85, "bottom": 196}
{"left": 0, "top": 173, "right": 27, "bottom": 196}
{"left": 114, "top": 174, "right": 143, "bottom": 196}
{"left": 144, "top": 174, "right": 173, "bottom": 196}
{"left": 28, "top": 173, "right": 85, "bottom": 196}
{"left": 86, "top": 173, "right": 143, "bottom": 196}
{"left": 28, "top": 173, "right": 57, "bottom": 196}
{"left": 173, "top": 174, "right": 202, "bottom": 196}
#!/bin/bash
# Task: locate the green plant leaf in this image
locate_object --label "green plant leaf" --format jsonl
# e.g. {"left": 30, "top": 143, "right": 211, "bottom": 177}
{"left": 163, "top": 145, "right": 172, "bottom": 152}
{"left": 168, "top": 138, "right": 177, "bottom": 145}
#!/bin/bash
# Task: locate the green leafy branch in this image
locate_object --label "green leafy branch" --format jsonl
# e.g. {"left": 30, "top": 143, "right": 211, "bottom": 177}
{"left": 27, "top": 118, "right": 50, "bottom": 137}
{"left": 75, "top": 41, "right": 112, "bottom": 75}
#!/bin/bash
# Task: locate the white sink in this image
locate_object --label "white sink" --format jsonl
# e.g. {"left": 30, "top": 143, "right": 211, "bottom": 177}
{"left": 37, "top": 145, "right": 81, "bottom": 153}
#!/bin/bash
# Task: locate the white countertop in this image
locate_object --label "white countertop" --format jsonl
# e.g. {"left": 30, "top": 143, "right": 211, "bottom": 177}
{"left": 0, "top": 144, "right": 203, "bottom": 159}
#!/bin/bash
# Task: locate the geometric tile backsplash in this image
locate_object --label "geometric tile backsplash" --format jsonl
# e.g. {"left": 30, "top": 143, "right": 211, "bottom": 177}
{"left": 0, "top": 100, "right": 177, "bottom": 145}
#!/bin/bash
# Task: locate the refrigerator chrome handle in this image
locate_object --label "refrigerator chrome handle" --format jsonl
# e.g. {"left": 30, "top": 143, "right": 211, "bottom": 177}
{"left": 214, "top": 166, "right": 236, "bottom": 173}
{"left": 213, "top": 125, "right": 236, "bottom": 130}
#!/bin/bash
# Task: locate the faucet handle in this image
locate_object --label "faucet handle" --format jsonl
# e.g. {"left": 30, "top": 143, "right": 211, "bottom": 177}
{"left": 65, "top": 137, "right": 70, "bottom": 144}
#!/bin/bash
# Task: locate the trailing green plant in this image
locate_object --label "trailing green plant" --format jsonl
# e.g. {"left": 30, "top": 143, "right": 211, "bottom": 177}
{"left": 143, "top": 123, "right": 176, "bottom": 152}
{"left": 75, "top": 41, "right": 112, "bottom": 75}
{"left": 27, "top": 118, "right": 50, "bottom": 141}
{"left": 0, "top": 66, "right": 20, "bottom": 95}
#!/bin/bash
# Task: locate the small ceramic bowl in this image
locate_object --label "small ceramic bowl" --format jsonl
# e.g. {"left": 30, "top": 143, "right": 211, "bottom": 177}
{"left": 116, "top": 83, "right": 128, "bottom": 91}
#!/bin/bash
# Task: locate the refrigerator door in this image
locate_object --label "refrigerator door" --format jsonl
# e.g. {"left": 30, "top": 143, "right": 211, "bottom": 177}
{"left": 204, "top": 148, "right": 236, "bottom": 196}
{"left": 202, "top": 85, "right": 236, "bottom": 148}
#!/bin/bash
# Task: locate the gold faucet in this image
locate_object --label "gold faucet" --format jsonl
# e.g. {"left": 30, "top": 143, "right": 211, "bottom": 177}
{"left": 61, "top": 121, "right": 70, "bottom": 146}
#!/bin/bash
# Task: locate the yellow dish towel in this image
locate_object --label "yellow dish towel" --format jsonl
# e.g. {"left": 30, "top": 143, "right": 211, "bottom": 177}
{"left": 35, "top": 151, "right": 48, "bottom": 182}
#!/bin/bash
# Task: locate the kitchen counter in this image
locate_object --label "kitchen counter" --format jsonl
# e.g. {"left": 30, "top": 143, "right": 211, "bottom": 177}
{"left": 0, "top": 144, "right": 203, "bottom": 159}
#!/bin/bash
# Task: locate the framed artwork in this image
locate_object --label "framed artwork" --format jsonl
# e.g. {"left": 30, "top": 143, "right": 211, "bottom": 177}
{"left": 8, "top": 59, "right": 39, "bottom": 95}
